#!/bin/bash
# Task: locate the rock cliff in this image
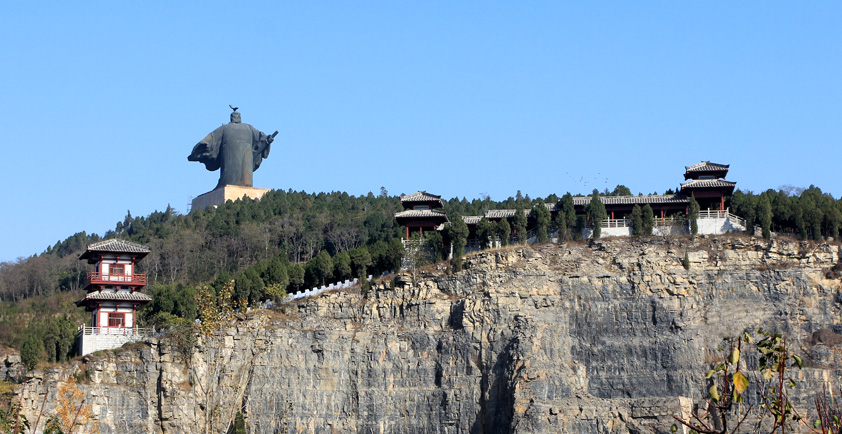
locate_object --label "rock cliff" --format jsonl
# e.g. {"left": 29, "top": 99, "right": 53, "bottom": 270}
{"left": 12, "top": 236, "right": 842, "bottom": 433}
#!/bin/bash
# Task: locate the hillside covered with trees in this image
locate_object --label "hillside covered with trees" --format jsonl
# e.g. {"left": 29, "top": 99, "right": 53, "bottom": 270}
{"left": 1, "top": 184, "right": 842, "bottom": 368}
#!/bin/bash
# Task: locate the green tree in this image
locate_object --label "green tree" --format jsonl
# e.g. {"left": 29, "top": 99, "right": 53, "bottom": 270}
{"left": 631, "top": 204, "right": 643, "bottom": 236}
{"left": 289, "top": 264, "right": 305, "bottom": 293}
{"left": 234, "top": 268, "right": 265, "bottom": 307}
{"left": 689, "top": 196, "right": 700, "bottom": 238}
{"left": 611, "top": 185, "right": 632, "bottom": 196}
{"left": 233, "top": 412, "right": 246, "bottom": 434}
{"left": 532, "top": 204, "right": 550, "bottom": 243}
{"left": 496, "top": 218, "right": 511, "bottom": 246}
{"left": 349, "top": 246, "right": 372, "bottom": 281}
{"left": 513, "top": 208, "right": 528, "bottom": 244}
{"left": 642, "top": 204, "right": 654, "bottom": 236}
{"left": 332, "top": 251, "right": 352, "bottom": 281}
{"left": 476, "top": 218, "right": 494, "bottom": 249}
{"left": 758, "top": 194, "right": 773, "bottom": 239}
{"left": 447, "top": 212, "right": 469, "bottom": 271}
{"left": 21, "top": 335, "right": 41, "bottom": 370}
{"left": 312, "top": 250, "right": 333, "bottom": 286}
{"left": 586, "top": 190, "right": 607, "bottom": 239}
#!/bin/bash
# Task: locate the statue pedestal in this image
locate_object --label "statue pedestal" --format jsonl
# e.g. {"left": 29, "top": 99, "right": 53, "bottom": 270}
{"left": 191, "top": 185, "right": 271, "bottom": 211}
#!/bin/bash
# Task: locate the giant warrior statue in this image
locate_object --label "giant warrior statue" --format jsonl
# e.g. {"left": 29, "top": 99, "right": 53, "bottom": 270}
{"left": 188, "top": 106, "right": 278, "bottom": 189}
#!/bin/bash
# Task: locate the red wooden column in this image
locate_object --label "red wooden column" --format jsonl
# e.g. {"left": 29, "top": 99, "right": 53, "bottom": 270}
{"left": 720, "top": 196, "right": 725, "bottom": 211}
{"left": 406, "top": 226, "right": 409, "bottom": 240}
{"left": 420, "top": 227, "right": 423, "bottom": 238}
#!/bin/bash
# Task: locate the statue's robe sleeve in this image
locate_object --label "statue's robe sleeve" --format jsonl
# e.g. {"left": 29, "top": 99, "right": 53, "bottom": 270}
{"left": 187, "top": 125, "right": 225, "bottom": 171}
{"left": 251, "top": 128, "right": 272, "bottom": 171}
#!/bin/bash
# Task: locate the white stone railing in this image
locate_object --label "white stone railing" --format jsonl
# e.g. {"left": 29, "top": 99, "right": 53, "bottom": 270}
{"left": 77, "top": 325, "right": 150, "bottom": 336}
{"left": 283, "top": 275, "right": 374, "bottom": 302}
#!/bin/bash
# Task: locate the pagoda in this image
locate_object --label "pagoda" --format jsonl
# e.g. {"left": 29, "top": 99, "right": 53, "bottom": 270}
{"left": 394, "top": 191, "right": 449, "bottom": 241}
{"left": 680, "top": 161, "right": 736, "bottom": 211}
{"left": 75, "top": 239, "right": 152, "bottom": 356}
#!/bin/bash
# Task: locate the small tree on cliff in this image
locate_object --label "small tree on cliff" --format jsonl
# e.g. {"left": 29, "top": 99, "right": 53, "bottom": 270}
{"left": 642, "top": 204, "right": 655, "bottom": 236}
{"left": 586, "top": 190, "right": 607, "bottom": 239}
{"left": 513, "top": 208, "right": 528, "bottom": 244}
{"left": 631, "top": 204, "right": 643, "bottom": 236}
{"left": 496, "top": 218, "right": 511, "bottom": 246}
{"left": 758, "top": 195, "right": 773, "bottom": 239}
{"left": 689, "top": 196, "right": 700, "bottom": 239}
{"left": 447, "top": 212, "right": 469, "bottom": 271}
{"left": 532, "top": 203, "right": 551, "bottom": 243}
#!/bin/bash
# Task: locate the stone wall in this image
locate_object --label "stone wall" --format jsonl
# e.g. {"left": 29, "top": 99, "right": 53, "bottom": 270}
{"left": 11, "top": 236, "right": 842, "bottom": 434}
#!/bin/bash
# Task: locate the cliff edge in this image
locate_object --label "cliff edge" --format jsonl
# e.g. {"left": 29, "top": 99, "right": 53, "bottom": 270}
{"left": 14, "top": 236, "right": 842, "bottom": 434}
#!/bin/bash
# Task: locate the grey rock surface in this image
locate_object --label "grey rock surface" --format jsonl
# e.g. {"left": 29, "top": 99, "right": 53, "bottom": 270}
{"left": 15, "top": 236, "right": 842, "bottom": 433}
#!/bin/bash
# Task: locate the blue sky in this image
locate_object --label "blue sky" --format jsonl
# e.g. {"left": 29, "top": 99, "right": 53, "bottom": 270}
{"left": 1, "top": 2, "right": 840, "bottom": 261}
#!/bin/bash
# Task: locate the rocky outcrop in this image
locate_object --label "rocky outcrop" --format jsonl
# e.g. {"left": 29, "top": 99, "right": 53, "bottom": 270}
{"left": 15, "top": 236, "right": 842, "bottom": 433}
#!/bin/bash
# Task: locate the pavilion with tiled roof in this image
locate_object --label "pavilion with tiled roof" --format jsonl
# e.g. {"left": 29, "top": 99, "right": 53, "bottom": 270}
{"left": 395, "top": 191, "right": 450, "bottom": 240}
{"left": 394, "top": 161, "right": 739, "bottom": 241}
{"left": 76, "top": 239, "right": 153, "bottom": 356}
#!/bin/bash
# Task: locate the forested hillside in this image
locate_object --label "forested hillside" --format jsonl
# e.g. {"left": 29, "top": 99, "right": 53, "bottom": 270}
{"left": 1, "top": 184, "right": 841, "bottom": 368}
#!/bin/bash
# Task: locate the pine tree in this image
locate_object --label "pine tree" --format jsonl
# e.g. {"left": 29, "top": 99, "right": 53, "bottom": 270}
{"left": 758, "top": 195, "right": 773, "bottom": 239}
{"left": 447, "top": 212, "right": 469, "bottom": 271}
{"left": 689, "top": 196, "right": 700, "bottom": 238}
{"left": 513, "top": 208, "right": 528, "bottom": 244}
{"left": 586, "top": 190, "right": 607, "bottom": 239}
{"left": 631, "top": 204, "right": 643, "bottom": 236}
{"left": 642, "top": 204, "right": 655, "bottom": 236}
{"left": 532, "top": 204, "right": 550, "bottom": 243}
{"left": 496, "top": 218, "right": 511, "bottom": 246}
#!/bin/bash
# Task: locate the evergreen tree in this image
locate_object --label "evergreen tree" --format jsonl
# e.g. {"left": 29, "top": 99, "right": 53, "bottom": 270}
{"left": 532, "top": 204, "right": 550, "bottom": 243}
{"left": 496, "top": 218, "right": 511, "bottom": 247}
{"left": 476, "top": 218, "right": 495, "bottom": 249}
{"left": 631, "top": 204, "right": 643, "bottom": 236}
{"left": 289, "top": 264, "right": 305, "bottom": 293}
{"left": 758, "top": 195, "right": 773, "bottom": 239}
{"left": 312, "top": 250, "right": 333, "bottom": 286}
{"left": 574, "top": 215, "right": 587, "bottom": 240}
{"left": 349, "top": 246, "right": 372, "bottom": 281}
{"left": 689, "top": 196, "right": 700, "bottom": 238}
{"left": 447, "top": 212, "right": 469, "bottom": 271}
{"left": 642, "top": 204, "right": 654, "bottom": 236}
{"left": 586, "top": 190, "right": 607, "bottom": 239}
{"left": 513, "top": 208, "right": 528, "bottom": 244}
{"left": 332, "top": 251, "right": 352, "bottom": 281}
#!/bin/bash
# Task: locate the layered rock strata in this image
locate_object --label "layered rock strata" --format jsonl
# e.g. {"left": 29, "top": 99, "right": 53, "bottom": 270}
{"left": 13, "top": 236, "right": 842, "bottom": 434}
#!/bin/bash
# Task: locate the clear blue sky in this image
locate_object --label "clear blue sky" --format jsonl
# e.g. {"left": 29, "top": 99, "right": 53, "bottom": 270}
{"left": 2, "top": 2, "right": 840, "bottom": 262}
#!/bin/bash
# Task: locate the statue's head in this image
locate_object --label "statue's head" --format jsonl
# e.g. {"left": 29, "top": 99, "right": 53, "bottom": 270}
{"left": 230, "top": 110, "right": 241, "bottom": 124}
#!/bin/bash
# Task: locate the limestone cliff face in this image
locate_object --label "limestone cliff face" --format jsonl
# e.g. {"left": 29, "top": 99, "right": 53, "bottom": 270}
{"left": 14, "top": 236, "right": 842, "bottom": 434}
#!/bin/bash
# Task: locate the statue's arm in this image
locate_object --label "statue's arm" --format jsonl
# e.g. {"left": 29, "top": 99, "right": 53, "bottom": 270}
{"left": 187, "top": 131, "right": 221, "bottom": 171}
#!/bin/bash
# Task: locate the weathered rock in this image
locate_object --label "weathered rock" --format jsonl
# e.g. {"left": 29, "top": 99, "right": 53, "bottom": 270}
{"left": 14, "top": 236, "right": 842, "bottom": 433}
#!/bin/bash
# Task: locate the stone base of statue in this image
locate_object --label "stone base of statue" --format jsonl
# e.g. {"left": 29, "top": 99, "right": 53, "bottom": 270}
{"left": 191, "top": 185, "right": 271, "bottom": 211}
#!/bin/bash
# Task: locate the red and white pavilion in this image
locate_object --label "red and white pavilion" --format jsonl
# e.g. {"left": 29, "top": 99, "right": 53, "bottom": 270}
{"left": 76, "top": 239, "right": 152, "bottom": 356}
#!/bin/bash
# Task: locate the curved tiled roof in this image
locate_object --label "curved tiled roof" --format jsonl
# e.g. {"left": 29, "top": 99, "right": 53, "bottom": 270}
{"left": 85, "top": 239, "right": 150, "bottom": 254}
{"left": 79, "top": 239, "right": 151, "bottom": 261}
{"left": 572, "top": 194, "right": 690, "bottom": 206}
{"left": 77, "top": 290, "right": 152, "bottom": 305}
{"left": 394, "top": 209, "right": 448, "bottom": 219}
{"left": 685, "top": 161, "right": 730, "bottom": 172}
{"left": 680, "top": 179, "right": 737, "bottom": 189}
{"left": 484, "top": 209, "right": 532, "bottom": 219}
{"left": 400, "top": 191, "right": 443, "bottom": 203}
{"left": 462, "top": 216, "right": 482, "bottom": 225}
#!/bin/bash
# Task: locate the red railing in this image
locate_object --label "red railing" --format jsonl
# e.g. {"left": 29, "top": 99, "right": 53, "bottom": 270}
{"left": 84, "top": 272, "right": 147, "bottom": 287}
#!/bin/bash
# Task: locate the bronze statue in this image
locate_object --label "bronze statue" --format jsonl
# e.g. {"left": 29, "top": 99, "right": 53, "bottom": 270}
{"left": 188, "top": 106, "right": 278, "bottom": 189}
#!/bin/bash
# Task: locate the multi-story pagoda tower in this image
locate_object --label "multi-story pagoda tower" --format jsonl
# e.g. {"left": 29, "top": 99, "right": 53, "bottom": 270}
{"left": 75, "top": 239, "right": 152, "bottom": 356}
{"left": 394, "top": 191, "right": 449, "bottom": 242}
{"left": 680, "top": 161, "right": 736, "bottom": 211}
